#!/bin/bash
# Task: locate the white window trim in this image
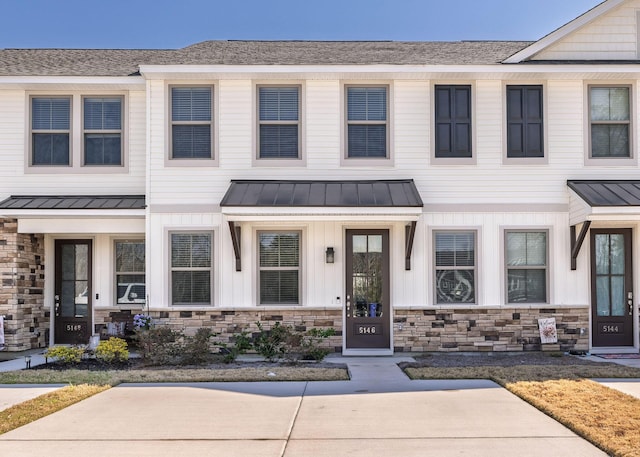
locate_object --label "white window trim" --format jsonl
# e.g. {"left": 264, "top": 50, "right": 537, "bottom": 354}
{"left": 113, "top": 238, "right": 145, "bottom": 307}
{"left": 501, "top": 227, "right": 551, "bottom": 306}
{"left": 252, "top": 82, "right": 306, "bottom": 167}
{"left": 432, "top": 229, "right": 479, "bottom": 306}
{"left": 165, "top": 83, "right": 218, "bottom": 167}
{"left": 584, "top": 82, "right": 637, "bottom": 167}
{"left": 168, "top": 230, "right": 215, "bottom": 307}
{"left": 82, "top": 95, "right": 124, "bottom": 167}
{"left": 255, "top": 228, "right": 304, "bottom": 306}
{"left": 430, "top": 81, "right": 477, "bottom": 165}
{"left": 25, "top": 92, "right": 129, "bottom": 174}
{"left": 502, "top": 81, "right": 548, "bottom": 165}
{"left": 341, "top": 82, "right": 394, "bottom": 167}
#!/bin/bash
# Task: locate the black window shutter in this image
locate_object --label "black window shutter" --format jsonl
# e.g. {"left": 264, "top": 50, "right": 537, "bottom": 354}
{"left": 435, "top": 85, "right": 471, "bottom": 158}
{"left": 507, "top": 86, "right": 543, "bottom": 158}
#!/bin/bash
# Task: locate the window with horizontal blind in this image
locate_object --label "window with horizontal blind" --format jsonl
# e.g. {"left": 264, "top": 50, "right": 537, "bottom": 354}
{"left": 83, "top": 97, "right": 123, "bottom": 165}
{"left": 506, "top": 85, "right": 543, "bottom": 158}
{"left": 170, "top": 87, "right": 213, "bottom": 159}
{"left": 31, "top": 97, "right": 71, "bottom": 166}
{"left": 505, "top": 230, "right": 548, "bottom": 304}
{"left": 259, "top": 231, "right": 300, "bottom": 305}
{"left": 170, "top": 232, "right": 212, "bottom": 305}
{"left": 346, "top": 86, "right": 388, "bottom": 158}
{"left": 434, "top": 231, "right": 476, "bottom": 304}
{"left": 435, "top": 85, "right": 472, "bottom": 158}
{"left": 589, "top": 86, "right": 631, "bottom": 158}
{"left": 258, "top": 86, "right": 300, "bottom": 159}
{"left": 115, "top": 240, "right": 145, "bottom": 305}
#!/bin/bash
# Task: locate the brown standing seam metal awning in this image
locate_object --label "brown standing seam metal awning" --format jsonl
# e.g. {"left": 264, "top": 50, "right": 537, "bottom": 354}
{"left": 0, "top": 195, "right": 146, "bottom": 210}
{"left": 221, "top": 179, "right": 423, "bottom": 272}
{"left": 567, "top": 180, "right": 640, "bottom": 270}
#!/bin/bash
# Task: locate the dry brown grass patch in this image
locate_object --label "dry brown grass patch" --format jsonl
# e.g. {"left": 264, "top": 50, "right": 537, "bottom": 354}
{"left": 507, "top": 379, "right": 640, "bottom": 457}
{"left": 0, "top": 384, "right": 109, "bottom": 435}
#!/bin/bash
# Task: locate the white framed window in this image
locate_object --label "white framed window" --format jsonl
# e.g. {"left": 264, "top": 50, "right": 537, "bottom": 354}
{"left": 257, "top": 86, "right": 301, "bottom": 160}
{"left": 170, "top": 86, "right": 214, "bottom": 160}
{"left": 30, "top": 96, "right": 71, "bottom": 166}
{"left": 28, "top": 93, "right": 128, "bottom": 172}
{"left": 170, "top": 232, "right": 213, "bottom": 305}
{"left": 434, "top": 231, "right": 476, "bottom": 304}
{"left": 258, "top": 231, "right": 300, "bottom": 305}
{"left": 83, "top": 96, "right": 123, "bottom": 166}
{"left": 505, "top": 230, "right": 548, "bottom": 304}
{"left": 114, "top": 240, "right": 145, "bottom": 305}
{"left": 589, "top": 86, "right": 631, "bottom": 158}
{"left": 345, "top": 85, "right": 389, "bottom": 159}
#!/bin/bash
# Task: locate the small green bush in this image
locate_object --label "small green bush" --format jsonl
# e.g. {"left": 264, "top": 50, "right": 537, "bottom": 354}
{"left": 181, "top": 328, "right": 216, "bottom": 365}
{"left": 136, "top": 327, "right": 183, "bottom": 366}
{"left": 44, "top": 346, "right": 85, "bottom": 364}
{"left": 301, "top": 328, "right": 336, "bottom": 361}
{"left": 95, "top": 337, "right": 129, "bottom": 364}
{"left": 254, "top": 321, "right": 294, "bottom": 362}
{"left": 217, "top": 329, "right": 253, "bottom": 363}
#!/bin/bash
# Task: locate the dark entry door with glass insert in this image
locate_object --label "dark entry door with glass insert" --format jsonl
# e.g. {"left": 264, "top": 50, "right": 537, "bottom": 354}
{"left": 54, "top": 240, "right": 92, "bottom": 344}
{"left": 590, "top": 229, "right": 634, "bottom": 347}
{"left": 345, "top": 230, "right": 390, "bottom": 349}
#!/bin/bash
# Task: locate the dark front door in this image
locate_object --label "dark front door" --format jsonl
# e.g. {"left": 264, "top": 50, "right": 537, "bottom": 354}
{"left": 345, "top": 230, "right": 390, "bottom": 350}
{"left": 591, "top": 229, "right": 634, "bottom": 347}
{"left": 54, "top": 240, "right": 92, "bottom": 344}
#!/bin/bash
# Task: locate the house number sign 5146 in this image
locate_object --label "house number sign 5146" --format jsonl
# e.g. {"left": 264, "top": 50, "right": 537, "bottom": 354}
{"left": 65, "top": 324, "right": 83, "bottom": 332}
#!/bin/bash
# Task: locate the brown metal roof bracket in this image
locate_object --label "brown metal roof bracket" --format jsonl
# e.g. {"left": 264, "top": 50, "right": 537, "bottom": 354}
{"left": 570, "top": 221, "right": 591, "bottom": 271}
{"left": 405, "top": 221, "right": 417, "bottom": 270}
{"left": 228, "top": 221, "right": 241, "bottom": 272}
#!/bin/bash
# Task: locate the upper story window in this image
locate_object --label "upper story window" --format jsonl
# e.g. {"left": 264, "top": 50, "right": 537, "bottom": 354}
{"left": 170, "top": 86, "right": 213, "bottom": 159}
{"left": 258, "top": 86, "right": 300, "bottom": 159}
{"left": 506, "top": 85, "right": 543, "bottom": 159}
{"left": 434, "top": 85, "right": 472, "bottom": 159}
{"left": 31, "top": 97, "right": 71, "bottom": 166}
{"left": 346, "top": 86, "right": 388, "bottom": 159}
{"left": 83, "top": 97, "right": 122, "bottom": 166}
{"left": 434, "top": 231, "right": 476, "bottom": 304}
{"left": 589, "top": 86, "right": 630, "bottom": 158}
{"left": 505, "top": 230, "right": 548, "bottom": 304}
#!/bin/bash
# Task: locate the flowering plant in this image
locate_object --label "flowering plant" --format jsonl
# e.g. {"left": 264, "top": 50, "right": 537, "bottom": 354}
{"left": 133, "top": 314, "right": 152, "bottom": 330}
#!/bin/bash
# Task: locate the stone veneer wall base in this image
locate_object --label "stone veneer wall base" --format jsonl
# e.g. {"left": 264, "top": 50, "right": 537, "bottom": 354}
{"left": 0, "top": 218, "right": 47, "bottom": 352}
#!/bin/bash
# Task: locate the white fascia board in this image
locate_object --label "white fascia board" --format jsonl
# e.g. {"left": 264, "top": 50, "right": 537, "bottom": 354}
{"left": 0, "top": 209, "right": 145, "bottom": 218}
{"left": 139, "top": 63, "right": 640, "bottom": 80}
{"left": 591, "top": 206, "right": 640, "bottom": 215}
{"left": 503, "top": 0, "right": 626, "bottom": 63}
{"left": 18, "top": 217, "right": 145, "bottom": 234}
{"left": 223, "top": 206, "right": 422, "bottom": 221}
{"left": 0, "top": 76, "right": 145, "bottom": 90}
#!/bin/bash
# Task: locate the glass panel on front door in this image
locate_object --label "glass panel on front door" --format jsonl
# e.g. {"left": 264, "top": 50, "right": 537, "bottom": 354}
{"left": 61, "top": 243, "right": 89, "bottom": 318}
{"left": 595, "top": 234, "right": 626, "bottom": 317}
{"left": 591, "top": 229, "right": 633, "bottom": 347}
{"left": 351, "top": 235, "right": 383, "bottom": 318}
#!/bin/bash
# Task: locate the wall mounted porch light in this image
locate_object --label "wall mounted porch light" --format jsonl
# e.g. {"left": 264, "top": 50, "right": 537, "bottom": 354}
{"left": 325, "top": 247, "right": 335, "bottom": 264}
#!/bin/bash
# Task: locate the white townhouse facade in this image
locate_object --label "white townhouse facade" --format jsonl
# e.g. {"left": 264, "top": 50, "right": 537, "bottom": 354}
{"left": 1, "top": 0, "right": 640, "bottom": 355}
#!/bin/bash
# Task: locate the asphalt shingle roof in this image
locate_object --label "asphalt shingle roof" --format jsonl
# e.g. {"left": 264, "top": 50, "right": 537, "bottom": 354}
{"left": 0, "top": 40, "right": 533, "bottom": 76}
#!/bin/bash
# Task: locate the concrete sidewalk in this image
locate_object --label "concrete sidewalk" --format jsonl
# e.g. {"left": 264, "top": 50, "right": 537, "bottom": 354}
{"left": 0, "top": 356, "right": 607, "bottom": 457}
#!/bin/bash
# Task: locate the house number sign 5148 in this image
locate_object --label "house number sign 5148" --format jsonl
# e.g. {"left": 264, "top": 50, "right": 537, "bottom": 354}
{"left": 65, "top": 324, "right": 83, "bottom": 332}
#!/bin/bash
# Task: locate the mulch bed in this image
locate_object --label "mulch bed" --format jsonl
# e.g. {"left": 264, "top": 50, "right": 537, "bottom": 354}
{"left": 400, "top": 352, "right": 611, "bottom": 369}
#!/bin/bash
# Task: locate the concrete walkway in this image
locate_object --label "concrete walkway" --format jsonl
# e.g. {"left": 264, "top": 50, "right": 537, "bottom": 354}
{"left": 0, "top": 356, "right": 607, "bottom": 457}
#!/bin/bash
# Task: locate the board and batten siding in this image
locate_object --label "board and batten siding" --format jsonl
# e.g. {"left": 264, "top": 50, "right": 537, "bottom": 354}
{"left": 533, "top": 0, "right": 640, "bottom": 60}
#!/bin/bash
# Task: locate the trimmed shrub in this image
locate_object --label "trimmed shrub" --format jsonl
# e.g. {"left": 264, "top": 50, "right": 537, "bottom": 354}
{"left": 95, "top": 337, "right": 129, "bottom": 364}
{"left": 136, "top": 327, "right": 183, "bottom": 366}
{"left": 181, "top": 328, "right": 216, "bottom": 365}
{"left": 44, "top": 346, "right": 85, "bottom": 364}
